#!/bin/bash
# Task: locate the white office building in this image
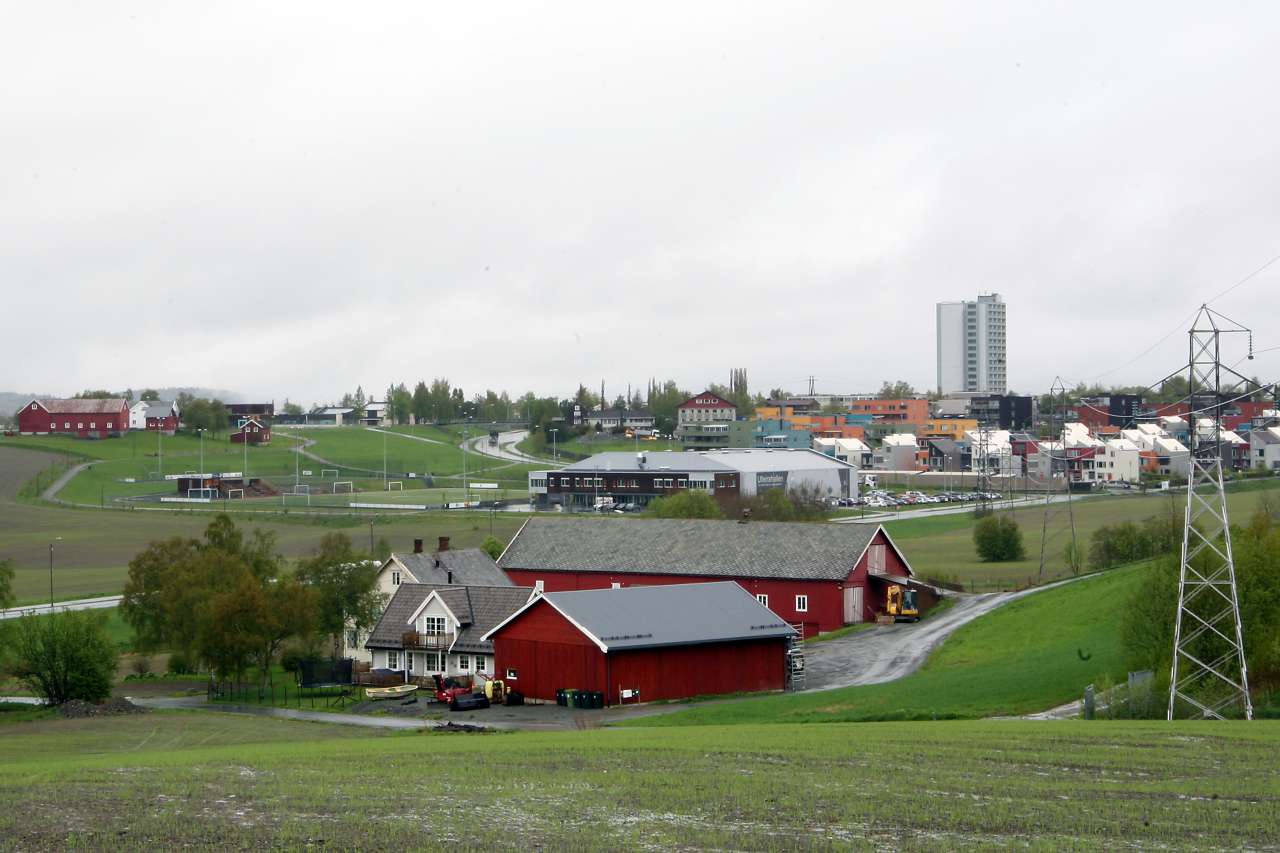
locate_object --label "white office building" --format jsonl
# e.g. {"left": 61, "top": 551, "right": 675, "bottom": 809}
{"left": 936, "top": 293, "right": 1007, "bottom": 395}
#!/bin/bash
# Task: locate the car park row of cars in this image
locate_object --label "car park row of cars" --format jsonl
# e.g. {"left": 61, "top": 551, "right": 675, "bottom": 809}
{"left": 852, "top": 489, "right": 1005, "bottom": 509}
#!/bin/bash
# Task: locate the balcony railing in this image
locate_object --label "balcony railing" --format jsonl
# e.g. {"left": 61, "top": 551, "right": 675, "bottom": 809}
{"left": 401, "top": 630, "right": 455, "bottom": 650}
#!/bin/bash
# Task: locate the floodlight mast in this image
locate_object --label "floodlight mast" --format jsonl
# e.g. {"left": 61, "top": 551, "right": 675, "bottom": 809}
{"left": 1168, "top": 305, "right": 1254, "bottom": 721}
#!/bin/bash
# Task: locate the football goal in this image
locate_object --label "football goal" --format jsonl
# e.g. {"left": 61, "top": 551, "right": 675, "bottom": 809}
{"left": 333, "top": 481, "right": 354, "bottom": 494}
{"left": 225, "top": 489, "right": 244, "bottom": 500}
{"left": 387, "top": 481, "right": 403, "bottom": 491}
{"left": 321, "top": 468, "right": 339, "bottom": 478}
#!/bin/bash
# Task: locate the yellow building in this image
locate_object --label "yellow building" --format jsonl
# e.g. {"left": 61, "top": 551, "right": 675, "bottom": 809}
{"left": 918, "top": 418, "right": 978, "bottom": 439}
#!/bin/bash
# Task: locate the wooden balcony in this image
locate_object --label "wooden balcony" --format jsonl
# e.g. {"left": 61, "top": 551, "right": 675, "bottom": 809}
{"left": 401, "top": 630, "right": 455, "bottom": 651}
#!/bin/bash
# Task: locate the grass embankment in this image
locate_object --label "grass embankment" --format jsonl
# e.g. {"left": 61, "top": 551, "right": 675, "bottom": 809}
{"left": 0, "top": 711, "right": 1275, "bottom": 849}
{"left": 884, "top": 479, "right": 1280, "bottom": 589}
{"left": 632, "top": 563, "right": 1149, "bottom": 726}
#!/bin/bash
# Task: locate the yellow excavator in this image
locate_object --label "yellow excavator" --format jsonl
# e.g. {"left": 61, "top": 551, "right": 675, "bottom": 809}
{"left": 886, "top": 585, "right": 919, "bottom": 622}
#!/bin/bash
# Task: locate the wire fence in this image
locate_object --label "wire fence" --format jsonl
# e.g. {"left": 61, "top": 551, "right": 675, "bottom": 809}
{"left": 207, "top": 680, "right": 361, "bottom": 710}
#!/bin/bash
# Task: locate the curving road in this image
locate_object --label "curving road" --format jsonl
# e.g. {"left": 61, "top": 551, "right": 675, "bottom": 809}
{"left": 464, "top": 430, "right": 557, "bottom": 466}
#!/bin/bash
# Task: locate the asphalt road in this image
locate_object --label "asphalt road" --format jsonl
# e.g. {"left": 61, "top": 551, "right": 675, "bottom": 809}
{"left": 464, "top": 430, "right": 555, "bottom": 465}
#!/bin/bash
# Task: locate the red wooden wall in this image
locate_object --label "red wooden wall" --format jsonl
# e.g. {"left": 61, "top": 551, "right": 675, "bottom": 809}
{"left": 18, "top": 402, "right": 129, "bottom": 437}
{"left": 490, "top": 599, "right": 788, "bottom": 705}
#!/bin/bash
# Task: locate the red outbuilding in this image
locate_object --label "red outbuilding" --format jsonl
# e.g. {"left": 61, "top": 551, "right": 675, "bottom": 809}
{"left": 498, "top": 517, "right": 938, "bottom": 637}
{"left": 231, "top": 416, "right": 271, "bottom": 445}
{"left": 482, "top": 581, "right": 795, "bottom": 705}
{"left": 17, "top": 398, "right": 130, "bottom": 438}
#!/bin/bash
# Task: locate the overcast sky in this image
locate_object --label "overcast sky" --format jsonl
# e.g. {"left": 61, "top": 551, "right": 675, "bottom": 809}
{"left": 3, "top": 3, "right": 1278, "bottom": 406}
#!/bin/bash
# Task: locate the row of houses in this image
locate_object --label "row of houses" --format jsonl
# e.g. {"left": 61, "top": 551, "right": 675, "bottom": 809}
{"left": 352, "top": 520, "right": 934, "bottom": 705}
{"left": 16, "top": 398, "right": 274, "bottom": 439}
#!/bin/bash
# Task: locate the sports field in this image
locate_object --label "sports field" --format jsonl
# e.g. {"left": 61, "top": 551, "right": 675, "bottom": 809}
{"left": 0, "top": 709, "right": 1274, "bottom": 850}
{"left": 0, "top": 446, "right": 527, "bottom": 605}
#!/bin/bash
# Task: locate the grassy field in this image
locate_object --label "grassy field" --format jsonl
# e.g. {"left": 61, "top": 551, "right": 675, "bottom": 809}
{"left": 0, "top": 447, "right": 528, "bottom": 604}
{"left": 0, "top": 710, "right": 1275, "bottom": 849}
{"left": 885, "top": 479, "right": 1280, "bottom": 589}
{"left": 631, "top": 562, "right": 1151, "bottom": 726}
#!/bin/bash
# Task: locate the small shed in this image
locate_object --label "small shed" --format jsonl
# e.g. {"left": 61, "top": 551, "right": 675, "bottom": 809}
{"left": 231, "top": 416, "right": 271, "bottom": 444}
{"left": 483, "top": 581, "right": 795, "bottom": 705}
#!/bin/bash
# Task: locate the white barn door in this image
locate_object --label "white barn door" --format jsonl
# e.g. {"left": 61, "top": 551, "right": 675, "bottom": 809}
{"left": 843, "top": 586, "right": 863, "bottom": 624}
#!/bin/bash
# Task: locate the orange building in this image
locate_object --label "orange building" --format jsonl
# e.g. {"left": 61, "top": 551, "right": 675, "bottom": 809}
{"left": 847, "top": 399, "right": 929, "bottom": 422}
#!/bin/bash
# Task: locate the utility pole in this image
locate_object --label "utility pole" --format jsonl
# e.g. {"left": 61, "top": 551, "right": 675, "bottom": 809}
{"left": 1169, "top": 305, "right": 1255, "bottom": 720}
{"left": 1038, "top": 378, "right": 1077, "bottom": 580}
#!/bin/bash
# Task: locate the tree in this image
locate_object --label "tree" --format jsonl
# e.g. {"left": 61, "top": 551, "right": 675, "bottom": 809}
{"left": 120, "top": 536, "right": 201, "bottom": 652}
{"left": 182, "top": 397, "right": 230, "bottom": 435}
{"left": 973, "top": 515, "right": 1025, "bottom": 561}
{"left": 295, "top": 533, "right": 384, "bottom": 660}
{"left": 878, "top": 380, "right": 917, "bottom": 399}
{"left": 480, "top": 536, "right": 505, "bottom": 561}
{"left": 12, "top": 611, "right": 119, "bottom": 704}
{"left": 0, "top": 558, "right": 13, "bottom": 612}
{"left": 74, "top": 389, "right": 117, "bottom": 399}
{"left": 646, "top": 491, "right": 725, "bottom": 519}
{"left": 139, "top": 389, "right": 160, "bottom": 402}
{"left": 412, "top": 381, "right": 431, "bottom": 424}
{"left": 282, "top": 400, "right": 303, "bottom": 416}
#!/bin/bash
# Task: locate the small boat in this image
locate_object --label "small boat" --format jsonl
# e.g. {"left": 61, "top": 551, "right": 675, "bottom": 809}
{"left": 365, "top": 684, "right": 419, "bottom": 700}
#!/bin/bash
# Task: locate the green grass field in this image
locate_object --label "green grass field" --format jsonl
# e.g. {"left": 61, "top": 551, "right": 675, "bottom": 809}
{"left": 885, "top": 480, "right": 1280, "bottom": 589}
{"left": 0, "top": 710, "right": 1275, "bottom": 849}
{"left": 633, "top": 562, "right": 1150, "bottom": 726}
{"left": 0, "top": 447, "right": 528, "bottom": 604}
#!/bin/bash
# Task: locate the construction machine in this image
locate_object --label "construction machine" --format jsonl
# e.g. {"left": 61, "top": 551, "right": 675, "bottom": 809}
{"left": 886, "top": 585, "right": 919, "bottom": 622}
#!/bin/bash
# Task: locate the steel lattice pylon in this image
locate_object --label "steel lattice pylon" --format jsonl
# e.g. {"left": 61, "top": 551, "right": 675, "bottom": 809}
{"left": 1038, "top": 377, "right": 1078, "bottom": 581}
{"left": 1168, "top": 306, "right": 1252, "bottom": 721}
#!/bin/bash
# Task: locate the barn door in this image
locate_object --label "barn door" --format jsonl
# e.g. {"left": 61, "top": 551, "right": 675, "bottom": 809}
{"left": 843, "top": 587, "right": 864, "bottom": 624}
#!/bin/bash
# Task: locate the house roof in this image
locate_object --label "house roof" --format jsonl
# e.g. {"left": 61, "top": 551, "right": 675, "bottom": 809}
{"left": 391, "top": 548, "right": 512, "bottom": 587}
{"left": 144, "top": 402, "right": 176, "bottom": 419}
{"left": 366, "top": 583, "right": 533, "bottom": 654}
{"left": 560, "top": 452, "right": 733, "bottom": 473}
{"left": 678, "top": 391, "right": 736, "bottom": 410}
{"left": 32, "top": 398, "right": 128, "bottom": 414}
{"left": 697, "top": 448, "right": 858, "bottom": 472}
{"left": 483, "top": 581, "right": 795, "bottom": 652}
{"left": 498, "top": 517, "right": 892, "bottom": 581}
{"left": 586, "top": 408, "right": 654, "bottom": 419}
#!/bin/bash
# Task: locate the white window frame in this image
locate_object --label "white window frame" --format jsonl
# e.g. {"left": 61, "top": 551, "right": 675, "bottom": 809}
{"left": 756, "top": 593, "right": 769, "bottom": 607}
{"left": 387, "top": 650, "right": 400, "bottom": 670}
{"left": 474, "top": 655, "right": 486, "bottom": 672}
{"left": 458, "top": 654, "right": 471, "bottom": 671}
{"left": 795, "top": 595, "right": 808, "bottom": 613}
{"left": 506, "top": 668, "right": 518, "bottom": 680}
{"left": 392, "top": 571, "right": 401, "bottom": 586}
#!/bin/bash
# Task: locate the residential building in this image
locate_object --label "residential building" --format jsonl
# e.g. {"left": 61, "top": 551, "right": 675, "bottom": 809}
{"left": 364, "top": 583, "right": 533, "bottom": 683}
{"left": 872, "top": 433, "right": 922, "bottom": 471}
{"left": 968, "top": 394, "right": 1034, "bottom": 430}
{"left": 581, "top": 408, "right": 656, "bottom": 432}
{"left": 230, "top": 416, "right": 271, "bottom": 445}
{"left": 483, "top": 582, "right": 795, "bottom": 705}
{"left": 1068, "top": 395, "right": 1143, "bottom": 431}
{"left": 936, "top": 292, "right": 1007, "bottom": 395}
{"left": 497, "top": 518, "right": 938, "bottom": 636}
{"left": 360, "top": 401, "right": 390, "bottom": 427}
{"left": 812, "top": 436, "right": 872, "bottom": 467}
{"left": 1250, "top": 426, "right": 1280, "bottom": 471}
{"left": 846, "top": 398, "right": 929, "bottom": 423}
{"left": 130, "top": 400, "right": 179, "bottom": 433}
{"left": 17, "top": 398, "right": 130, "bottom": 438}
{"left": 675, "top": 391, "right": 737, "bottom": 437}
{"left": 729, "top": 419, "right": 811, "bottom": 450}
{"left": 227, "top": 403, "right": 275, "bottom": 421}
{"left": 925, "top": 438, "right": 968, "bottom": 472}
{"left": 679, "top": 421, "right": 732, "bottom": 450}
{"left": 918, "top": 418, "right": 978, "bottom": 440}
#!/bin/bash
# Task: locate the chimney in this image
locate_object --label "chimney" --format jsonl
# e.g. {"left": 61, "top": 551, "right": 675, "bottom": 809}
{"left": 438, "top": 536, "right": 450, "bottom": 552}
{"left": 413, "top": 538, "right": 424, "bottom": 554}
{"left": 447, "top": 570, "right": 453, "bottom": 584}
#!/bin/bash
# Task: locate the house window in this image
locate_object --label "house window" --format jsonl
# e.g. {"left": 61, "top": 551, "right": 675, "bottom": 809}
{"left": 506, "top": 668, "right": 518, "bottom": 680}
{"left": 611, "top": 582, "right": 621, "bottom": 589}
{"left": 392, "top": 571, "right": 401, "bottom": 586}
{"left": 77, "top": 423, "right": 83, "bottom": 429}
{"left": 534, "top": 580, "right": 544, "bottom": 593}
{"left": 106, "top": 422, "right": 112, "bottom": 429}
{"left": 89, "top": 422, "right": 95, "bottom": 429}
{"left": 796, "top": 595, "right": 809, "bottom": 612}
{"left": 868, "top": 544, "right": 886, "bottom": 574}
{"left": 474, "top": 655, "right": 486, "bottom": 672}
{"left": 64, "top": 422, "right": 70, "bottom": 429}
{"left": 756, "top": 594, "right": 769, "bottom": 607}
{"left": 408, "top": 653, "right": 416, "bottom": 674}
{"left": 458, "top": 655, "right": 471, "bottom": 671}
{"left": 421, "top": 616, "right": 447, "bottom": 635}
{"left": 387, "top": 651, "right": 400, "bottom": 670}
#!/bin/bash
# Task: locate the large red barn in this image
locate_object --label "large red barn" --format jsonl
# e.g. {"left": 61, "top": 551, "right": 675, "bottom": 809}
{"left": 498, "top": 517, "right": 936, "bottom": 637}
{"left": 17, "top": 398, "right": 130, "bottom": 438}
{"left": 483, "top": 581, "right": 795, "bottom": 705}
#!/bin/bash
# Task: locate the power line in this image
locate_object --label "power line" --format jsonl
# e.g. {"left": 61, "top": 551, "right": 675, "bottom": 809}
{"left": 1206, "top": 251, "right": 1280, "bottom": 305}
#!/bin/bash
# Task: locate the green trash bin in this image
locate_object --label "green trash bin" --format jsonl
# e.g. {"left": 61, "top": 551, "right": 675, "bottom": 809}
{"left": 592, "top": 691, "right": 604, "bottom": 709}
{"left": 565, "top": 689, "right": 577, "bottom": 708}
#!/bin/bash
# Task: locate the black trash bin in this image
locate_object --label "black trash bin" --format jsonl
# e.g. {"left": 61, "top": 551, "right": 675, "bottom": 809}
{"left": 556, "top": 688, "right": 565, "bottom": 707}
{"left": 592, "top": 691, "right": 604, "bottom": 709}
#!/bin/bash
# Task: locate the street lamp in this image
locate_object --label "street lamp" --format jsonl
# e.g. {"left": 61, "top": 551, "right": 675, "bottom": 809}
{"left": 49, "top": 536, "right": 62, "bottom": 610}
{"left": 549, "top": 428, "right": 559, "bottom": 460}
{"left": 195, "top": 427, "right": 206, "bottom": 497}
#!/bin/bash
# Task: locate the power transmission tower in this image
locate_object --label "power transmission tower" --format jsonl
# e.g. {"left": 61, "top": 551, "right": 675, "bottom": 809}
{"left": 1168, "top": 305, "right": 1253, "bottom": 720}
{"left": 1038, "top": 378, "right": 1078, "bottom": 580}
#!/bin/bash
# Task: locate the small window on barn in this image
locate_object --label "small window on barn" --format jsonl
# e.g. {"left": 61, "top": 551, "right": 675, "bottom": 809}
{"left": 796, "top": 595, "right": 808, "bottom": 612}
{"left": 89, "top": 422, "right": 96, "bottom": 429}
{"left": 106, "top": 422, "right": 112, "bottom": 429}
{"left": 506, "top": 668, "right": 518, "bottom": 680}
{"left": 611, "top": 582, "right": 621, "bottom": 589}
{"left": 756, "top": 594, "right": 769, "bottom": 608}
{"left": 64, "top": 422, "right": 70, "bottom": 429}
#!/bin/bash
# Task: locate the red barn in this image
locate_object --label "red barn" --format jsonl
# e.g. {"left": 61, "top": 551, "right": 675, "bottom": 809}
{"left": 17, "top": 398, "right": 130, "bottom": 438}
{"left": 483, "top": 581, "right": 795, "bottom": 705}
{"left": 231, "top": 416, "right": 271, "bottom": 445}
{"left": 498, "top": 517, "right": 936, "bottom": 637}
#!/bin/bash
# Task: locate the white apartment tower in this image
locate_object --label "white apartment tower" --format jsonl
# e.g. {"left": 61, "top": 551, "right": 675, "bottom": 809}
{"left": 936, "top": 293, "right": 1007, "bottom": 395}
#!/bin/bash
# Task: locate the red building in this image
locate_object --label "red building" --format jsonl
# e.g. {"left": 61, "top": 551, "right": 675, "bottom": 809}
{"left": 17, "top": 398, "right": 130, "bottom": 438}
{"left": 483, "top": 581, "right": 795, "bottom": 705}
{"left": 498, "top": 517, "right": 935, "bottom": 636}
{"left": 231, "top": 416, "right": 271, "bottom": 445}
{"left": 676, "top": 390, "right": 737, "bottom": 432}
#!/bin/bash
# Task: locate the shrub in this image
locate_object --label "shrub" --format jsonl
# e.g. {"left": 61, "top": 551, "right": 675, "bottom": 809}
{"left": 12, "top": 611, "right": 119, "bottom": 705}
{"left": 973, "top": 514, "right": 1025, "bottom": 562}
{"left": 646, "top": 491, "right": 725, "bottom": 519}
{"left": 130, "top": 655, "right": 153, "bottom": 678}
{"left": 480, "top": 536, "right": 504, "bottom": 561}
{"left": 166, "top": 651, "right": 196, "bottom": 675}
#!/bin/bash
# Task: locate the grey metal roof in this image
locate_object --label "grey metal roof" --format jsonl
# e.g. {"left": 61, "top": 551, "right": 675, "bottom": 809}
{"left": 394, "top": 548, "right": 512, "bottom": 587}
{"left": 498, "top": 517, "right": 883, "bottom": 581}
{"left": 366, "top": 583, "right": 533, "bottom": 654}
{"left": 35, "top": 397, "right": 128, "bottom": 414}
{"left": 144, "top": 402, "right": 176, "bottom": 419}
{"left": 526, "top": 581, "right": 795, "bottom": 651}
{"left": 559, "top": 452, "right": 733, "bottom": 473}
